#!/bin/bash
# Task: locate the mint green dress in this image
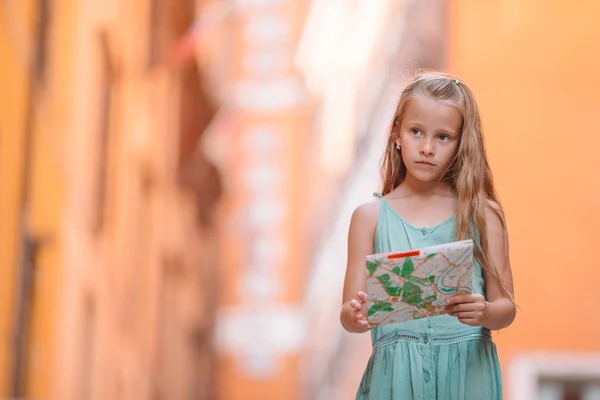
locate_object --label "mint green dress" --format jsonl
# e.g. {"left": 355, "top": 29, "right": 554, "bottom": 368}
{"left": 356, "top": 193, "right": 502, "bottom": 400}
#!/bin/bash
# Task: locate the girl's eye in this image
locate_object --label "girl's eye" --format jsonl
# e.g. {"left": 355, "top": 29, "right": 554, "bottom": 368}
{"left": 411, "top": 128, "right": 422, "bottom": 136}
{"left": 438, "top": 134, "right": 450, "bottom": 141}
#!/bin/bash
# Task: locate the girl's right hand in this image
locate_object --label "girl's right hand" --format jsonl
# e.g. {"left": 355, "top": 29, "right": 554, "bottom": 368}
{"left": 347, "top": 291, "right": 369, "bottom": 328}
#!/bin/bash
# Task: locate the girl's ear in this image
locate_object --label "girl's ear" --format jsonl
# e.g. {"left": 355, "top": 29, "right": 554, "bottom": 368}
{"left": 395, "top": 138, "right": 402, "bottom": 150}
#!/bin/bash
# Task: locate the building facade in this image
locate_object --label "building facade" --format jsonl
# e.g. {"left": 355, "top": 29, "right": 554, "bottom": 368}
{"left": 1, "top": 0, "right": 221, "bottom": 398}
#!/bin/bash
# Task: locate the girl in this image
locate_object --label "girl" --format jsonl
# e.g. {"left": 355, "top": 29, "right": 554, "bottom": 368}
{"left": 340, "top": 71, "right": 516, "bottom": 399}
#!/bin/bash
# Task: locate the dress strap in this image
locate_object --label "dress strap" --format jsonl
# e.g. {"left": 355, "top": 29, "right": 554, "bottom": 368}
{"left": 373, "top": 192, "right": 383, "bottom": 199}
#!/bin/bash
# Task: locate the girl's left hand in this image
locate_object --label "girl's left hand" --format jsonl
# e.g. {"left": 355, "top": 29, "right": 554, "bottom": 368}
{"left": 445, "top": 294, "right": 489, "bottom": 326}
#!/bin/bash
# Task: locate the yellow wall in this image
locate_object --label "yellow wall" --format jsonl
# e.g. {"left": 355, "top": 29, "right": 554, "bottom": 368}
{"left": 0, "top": 0, "right": 36, "bottom": 394}
{"left": 25, "top": 118, "right": 62, "bottom": 397}
{"left": 0, "top": 0, "right": 66, "bottom": 396}
{"left": 24, "top": 0, "right": 76, "bottom": 392}
{"left": 449, "top": 0, "right": 600, "bottom": 384}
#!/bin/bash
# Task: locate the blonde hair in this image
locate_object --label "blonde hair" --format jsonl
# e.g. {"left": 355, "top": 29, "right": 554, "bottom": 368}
{"left": 380, "top": 71, "right": 512, "bottom": 300}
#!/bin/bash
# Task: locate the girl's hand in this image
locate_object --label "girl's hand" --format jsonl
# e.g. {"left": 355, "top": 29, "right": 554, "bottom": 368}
{"left": 445, "top": 294, "right": 489, "bottom": 326}
{"left": 346, "top": 291, "right": 369, "bottom": 328}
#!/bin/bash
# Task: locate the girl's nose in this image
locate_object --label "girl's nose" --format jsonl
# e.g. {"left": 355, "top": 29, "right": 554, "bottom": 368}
{"left": 420, "top": 139, "right": 434, "bottom": 156}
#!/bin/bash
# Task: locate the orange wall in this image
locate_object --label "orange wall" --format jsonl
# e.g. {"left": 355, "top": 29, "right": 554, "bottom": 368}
{"left": 0, "top": 0, "right": 36, "bottom": 394}
{"left": 0, "top": 0, "right": 72, "bottom": 396}
{"left": 449, "top": 0, "right": 600, "bottom": 380}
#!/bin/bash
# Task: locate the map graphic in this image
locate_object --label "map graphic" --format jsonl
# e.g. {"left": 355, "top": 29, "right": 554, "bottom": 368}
{"left": 365, "top": 240, "right": 473, "bottom": 327}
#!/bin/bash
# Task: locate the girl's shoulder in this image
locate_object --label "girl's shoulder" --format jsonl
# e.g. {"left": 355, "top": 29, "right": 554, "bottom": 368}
{"left": 350, "top": 198, "right": 380, "bottom": 233}
{"left": 483, "top": 199, "right": 508, "bottom": 238}
{"left": 485, "top": 199, "right": 502, "bottom": 212}
{"left": 484, "top": 199, "right": 506, "bottom": 224}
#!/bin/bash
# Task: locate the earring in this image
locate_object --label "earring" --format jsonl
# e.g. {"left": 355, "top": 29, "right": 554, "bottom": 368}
{"left": 396, "top": 143, "right": 401, "bottom": 150}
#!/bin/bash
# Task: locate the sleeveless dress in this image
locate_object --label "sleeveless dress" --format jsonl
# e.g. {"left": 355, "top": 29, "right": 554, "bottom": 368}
{"left": 356, "top": 193, "right": 502, "bottom": 400}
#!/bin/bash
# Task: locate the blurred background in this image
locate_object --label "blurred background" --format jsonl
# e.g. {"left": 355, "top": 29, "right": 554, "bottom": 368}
{"left": 1, "top": 0, "right": 599, "bottom": 399}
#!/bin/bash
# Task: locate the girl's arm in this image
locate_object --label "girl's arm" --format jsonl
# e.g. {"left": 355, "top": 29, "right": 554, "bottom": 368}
{"left": 446, "top": 201, "right": 516, "bottom": 330}
{"left": 480, "top": 201, "right": 516, "bottom": 330}
{"left": 340, "top": 201, "right": 378, "bottom": 334}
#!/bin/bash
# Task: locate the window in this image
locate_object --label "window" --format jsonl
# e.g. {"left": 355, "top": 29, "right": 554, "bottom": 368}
{"left": 509, "top": 353, "right": 600, "bottom": 400}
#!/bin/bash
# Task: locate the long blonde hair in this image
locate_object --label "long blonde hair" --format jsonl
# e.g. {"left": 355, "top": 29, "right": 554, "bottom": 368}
{"left": 381, "top": 71, "right": 512, "bottom": 299}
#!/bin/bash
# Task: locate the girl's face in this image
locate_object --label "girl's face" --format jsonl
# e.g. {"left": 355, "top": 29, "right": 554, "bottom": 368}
{"left": 396, "top": 95, "right": 462, "bottom": 183}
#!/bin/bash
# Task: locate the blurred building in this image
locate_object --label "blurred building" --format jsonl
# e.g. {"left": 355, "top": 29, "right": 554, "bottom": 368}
{"left": 211, "top": 1, "right": 313, "bottom": 399}
{"left": 0, "top": 0, "right": 221, "bottom": 398}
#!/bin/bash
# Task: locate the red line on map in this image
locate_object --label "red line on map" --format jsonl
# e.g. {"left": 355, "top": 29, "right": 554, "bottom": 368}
{"left": 388, "top": 250, "right": 420, "bottom": 259}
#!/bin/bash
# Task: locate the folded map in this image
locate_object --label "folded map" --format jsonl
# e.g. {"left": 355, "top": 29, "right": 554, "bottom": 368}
{"left": 365, "top": 240, "right": 474, "bottom": 327}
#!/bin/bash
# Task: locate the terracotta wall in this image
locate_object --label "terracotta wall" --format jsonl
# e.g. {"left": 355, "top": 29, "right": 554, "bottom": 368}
{"left": 448, "top": 0, "right": 600, "bottom": 394}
